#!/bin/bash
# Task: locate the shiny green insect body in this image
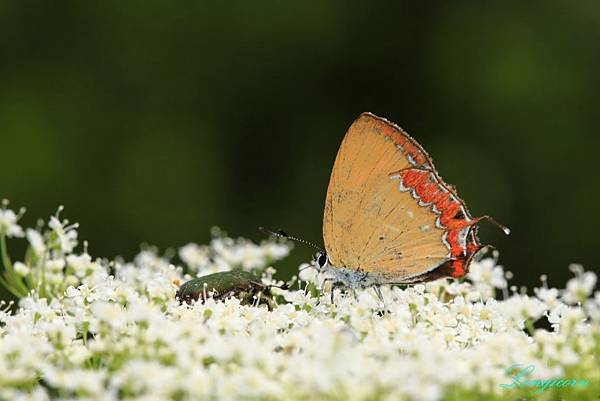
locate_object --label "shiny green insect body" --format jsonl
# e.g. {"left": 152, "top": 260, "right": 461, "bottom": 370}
{"left": 176, "top": 270, "right": 274, "bottom": 305}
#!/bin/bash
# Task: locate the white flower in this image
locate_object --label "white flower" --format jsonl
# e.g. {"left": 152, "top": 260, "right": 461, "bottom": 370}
{"left": 48, "top": 213, "right": 78, "bottom": 253}
{"left": 65, "top": 285, "right": 84, "bottom": 305}
{"left": 563, "top": 270, "right": 597, "bottom": 304}
{"left": 66, "top": 253, "right": 92, "bottom": 277}
{"left": 0, "top": 205, "right": 598, "bottom": 401}
{"left": 179, "top": 243, "right": 210, "bottom": 271}
{"left": 146, "top": 276, "right": 175, "bottom": 300}
{"left": 587, "top": 291, "right": 600, "bottom": 321}
{"left": 547, "top": 303, "right": 569, "bottom": 331}
{"left": 0, "top": 207, "right": 24, "bottom": 238}
{"left": 298, "top": 263, "right": 318, "bottom": 284}
{"left": 45, "top": 259, "right": 66, "bottom": 272}
{"left": 467, "top": 258, "right": 507, "bottom": 289}
{"left": 91, "top": 301, "right": 127, "bottom": 330}
{"left": 472, "top": 298, "right": 501, "bottom": 329}
{"left": 262, "top": 241, "right": 290, "bottom": 260}
{"left": 535, "top": 287, "right": 560, "bottom": 309}
{"left": 500, "top": 294, "right": 547, "bottom": 322}
{"left": 26, "top": 229, "right": 46, "bottom": 256}
{"left": 65, "top": 343, "right": 92, "bottom": 365}
{"left": 13, "top": 262, "right": 30, "bottom": 276}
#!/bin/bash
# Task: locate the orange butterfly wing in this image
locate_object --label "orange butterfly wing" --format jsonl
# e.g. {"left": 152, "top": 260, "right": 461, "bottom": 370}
{"left": 323, "top": 113, "right": 483, "bottom": 283}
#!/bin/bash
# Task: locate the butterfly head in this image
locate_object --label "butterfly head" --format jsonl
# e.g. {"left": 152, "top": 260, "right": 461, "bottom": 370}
{"left": 314, "top": 251, "right": 329, "bottom": 272}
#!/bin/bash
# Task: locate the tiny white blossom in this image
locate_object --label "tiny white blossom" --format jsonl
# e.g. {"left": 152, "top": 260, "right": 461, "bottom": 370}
{"left": 535, "top": 287, "right": 560, "bottom": 309}
{"left": 26, "top": 228, "right": 46, "bottom": 256}
{"left": 547, "top": 303, "right": 569, "bottom": 331}
{"left": 262, "top": 241, "right": 290, "bottom": 260}
{"left": 179, "top": 243, "right": 210, "bottom": 271}
{"left": 65, "top": 285, "right": 84, "bottom": 305}
{"left": 45, "top": 259, "right": 66, "bottom": 272}
{"left": 13, "top": 261, "right": 30, "bottom": 276}
{"left": 48, "top": 214, "right": 78, "bottom": 253}
{"left": 467, "top": 258, "right": 507, "bottom": 289}
{"left": 563, "top": 270, "right": 597, "bottom": 304}
{"left": 298, "top": 263, "right": 318, "bottom": 284}
{"left": 0, "top": 207, "right": 24, "bottom": 238}
{"left": 66, "top": 253, "right": 92, "bottom": 278}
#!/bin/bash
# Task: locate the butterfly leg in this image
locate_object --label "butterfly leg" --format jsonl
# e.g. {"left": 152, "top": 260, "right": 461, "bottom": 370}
{"left": 321, "top": 279, "right": 346, "bottom": 304}
{"left": 374, "top": 285, "right": 389, "bottom": 309}
{"left": 320, "top": 278, "right": 330, "bottom": 294}
{"left": 320, "top": 278, "right": 335, "bottom": 302}
{"left": 372, "top": 286, "right": 392, "bottom": 316}
{"left": 330, "top": 282, "right": 347, "bottom": 304}
{"left": 373, "top": 285, "right": 384, "bottom": 304}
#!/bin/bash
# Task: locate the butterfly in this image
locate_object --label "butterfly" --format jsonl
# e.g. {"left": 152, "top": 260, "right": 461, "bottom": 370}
{"left": 265, "top": 112, "right": 509, "bottom": 299}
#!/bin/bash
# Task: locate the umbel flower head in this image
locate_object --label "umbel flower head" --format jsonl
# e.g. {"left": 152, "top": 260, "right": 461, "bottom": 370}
{"left": 0, "top": 202, "right": 598, "bottom": 401}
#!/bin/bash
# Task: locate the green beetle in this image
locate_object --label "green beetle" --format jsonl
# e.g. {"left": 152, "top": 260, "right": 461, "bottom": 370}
{"left": 176, "top": 270, "right": 279, "bottom": 305}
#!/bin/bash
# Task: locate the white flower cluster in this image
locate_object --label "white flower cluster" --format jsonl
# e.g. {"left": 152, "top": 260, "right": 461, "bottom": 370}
{"left": 0, "top": 204, "right": 598, "bottom": 401}
{"left": 179, "top": 228, "right": 290, "bottom": 276}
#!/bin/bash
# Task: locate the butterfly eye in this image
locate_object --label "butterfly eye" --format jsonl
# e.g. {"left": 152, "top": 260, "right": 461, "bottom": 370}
{"left": 316, "top": 252, "right": 328, "bottom": 268}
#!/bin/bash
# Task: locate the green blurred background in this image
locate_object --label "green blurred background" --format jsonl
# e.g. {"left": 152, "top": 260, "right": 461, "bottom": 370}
{"left": 1, "top": 1, "right": 599, "bottom": 300}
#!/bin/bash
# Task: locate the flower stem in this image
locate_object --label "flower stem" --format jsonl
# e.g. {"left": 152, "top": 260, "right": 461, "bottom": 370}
{"left": 0, "top": 234, "right": 29, "bottom": 297}
{"left": 0, "top": 274, "right": 23, "bottom": 298}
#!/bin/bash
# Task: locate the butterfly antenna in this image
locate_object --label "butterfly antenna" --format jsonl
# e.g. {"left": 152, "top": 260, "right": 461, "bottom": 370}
{"left": 477, "top": 216, "right": 511, "bottom": 235}
{"left": 258, "top": 227, "right": 323, "bottom": 252}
